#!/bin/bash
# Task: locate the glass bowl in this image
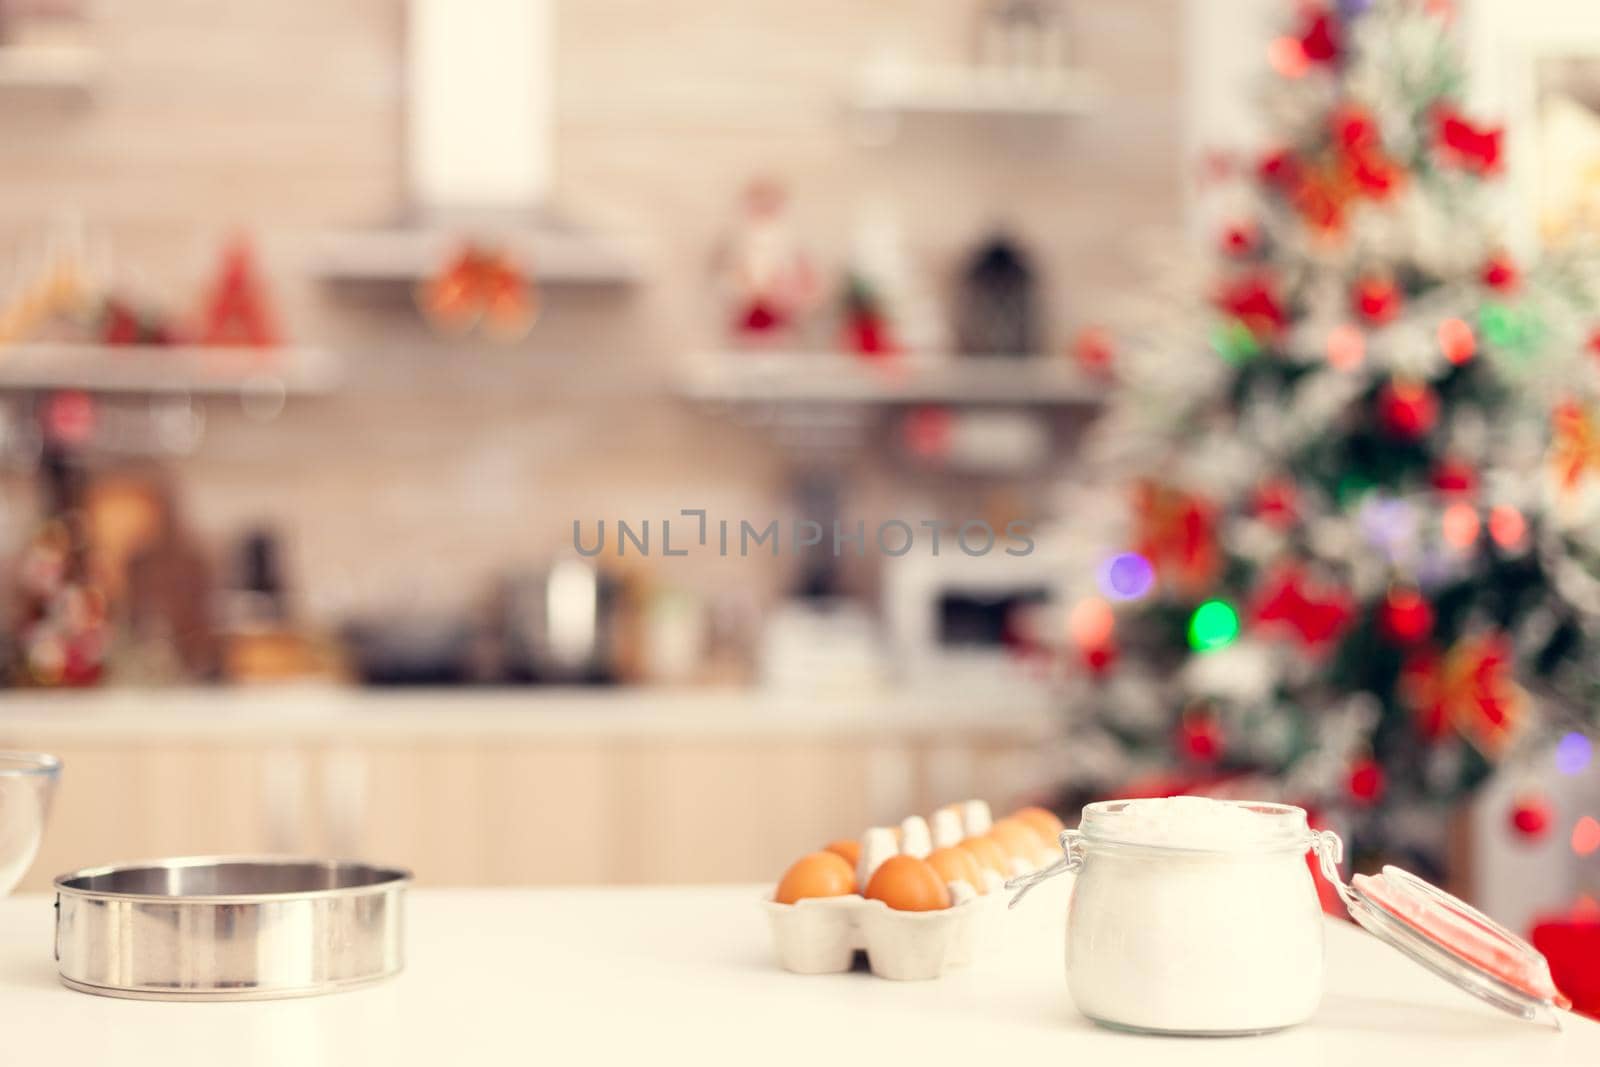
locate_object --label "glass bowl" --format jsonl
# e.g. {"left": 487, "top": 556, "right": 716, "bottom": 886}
{"left": 0, "top": 753, "right": 60, "bottom": 896}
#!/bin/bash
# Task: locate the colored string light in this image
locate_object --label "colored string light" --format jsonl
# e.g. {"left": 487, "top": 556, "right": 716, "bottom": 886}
{"left": 1488, "top": 505, "right": 1526, "bottom": 549}
{"left": 1556, "top": 732, "right": 1593, "bottom": 776}
{"left": 1098, "top": 552, "right": 1155, "bottom": 602}
{"left": 1442, "top": 502, "right": 1480, "bottom": 549}
{"left": 1069, "top": 598, "right": 1115, "bottom": 650}
{"left": 1188, "top": 600, "right": 1240, "bottom": 652}
{"left": 1327, "top": 324, "right": 1365, "bottom": 371}
{"left": 1572, "top": 816, "right": 1600, "bottom": 857}
{"left": 1438, "top": 317, "right": 1475, "bottom": 364}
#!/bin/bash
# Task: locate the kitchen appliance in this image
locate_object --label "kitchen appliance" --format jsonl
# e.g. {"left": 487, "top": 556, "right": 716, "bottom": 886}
{"left": 884, "top": 539, "right": 1071, "bottom": 683}
{"left": 54, "top": 856, "right": 410, "bottom": 1000}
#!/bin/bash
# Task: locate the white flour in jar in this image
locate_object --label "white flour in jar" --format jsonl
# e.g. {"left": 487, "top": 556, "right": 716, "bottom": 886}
{"left": 1065, "top": 796, "right": 1325, "bottom": 1034}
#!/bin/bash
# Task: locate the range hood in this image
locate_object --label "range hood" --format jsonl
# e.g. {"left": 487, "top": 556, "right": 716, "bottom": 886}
{"left": 313, "top": 0, "right": 639, "bottom": 286}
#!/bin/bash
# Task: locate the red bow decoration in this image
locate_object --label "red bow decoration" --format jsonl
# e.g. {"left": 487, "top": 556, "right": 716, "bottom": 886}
{"left": 1333, "top": 104, "right": 1404, "bottom": 200}
{"left": 418, "top": 244, "right": 538, "bottom": 340}
{"left": 1434, "top": 105, "right": 1504, "bottom": 175}
{"left": 1400, "top": 634, "right": 1526, "bottom": 756}
{"left": 1551, "top": 398, "right": 1600, "bottom": 495}
{"left": 1252, "top": 564, "right": 1354, "bottom": 650}
{"left": 1215, "top": 272, "right": 1288, "bottom": 341}
{"left": 1132, "top": 482, "right": 1220, "bottom": 596}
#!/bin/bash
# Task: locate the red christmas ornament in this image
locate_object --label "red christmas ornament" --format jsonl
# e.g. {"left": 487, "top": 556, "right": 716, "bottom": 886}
{"left": 1331, "top": 104, "right": 1403, "bottom": 200}
{"left": 1072, "top": 326, "right": 1115, "bottom": 377}
{"left": 1216, "top": 273, "right": 1288, "bottom": 341}
{"left": 841, "top": 311, "right": 899, "bottom": 359}
{"left": 1481, "top": 252, "right": 1520, "bottom": 292}
{"left": 1083, "top": 641, "right": 1118, "bottom": 676}
{"left": 1377, "top": 380, "right": 1439, "bottom": 440}
{"left": 1220, "top": 221, "right": 1259, "bottom": 258}
{"left": 1258, "top": 147, "right": 1302, "bottom": 191}
{"left": 1434, "top": 105, "right": 1504, "bottom": 175}
{"left": 1431, "top": 456, "right": 1479, "bottom": 497}
{"left": 1509, "top": 794, "right": 1553, "bottom": 840}
{"left": 1587, "top": 328, "right": 1600, "bottom": 363}
{"left": 1346, "top": 758, "right": 1386, "bottom": 805}
{"left": 1298, "top": 7, "right": 1341, "bottom": 63}
{"left": 1178, "top": 712, "right": 1224, "bottom": 763}
{"left": 1380, "top": 586, "right": 1434, "bottom": 645}
{"left": 1353, "top": 275, "right": 1403, "bottom": 325}
{"left": 1252, "top": 564, "right": 1355, "bottom": 650}
{"left": 1252, "top": 478, "right": 1299, "bottom": 529}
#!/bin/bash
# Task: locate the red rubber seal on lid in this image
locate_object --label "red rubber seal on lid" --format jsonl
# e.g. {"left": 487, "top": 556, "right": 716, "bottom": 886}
{"left": 1353, "top": 868, "right": 1571, "bottom": 1011}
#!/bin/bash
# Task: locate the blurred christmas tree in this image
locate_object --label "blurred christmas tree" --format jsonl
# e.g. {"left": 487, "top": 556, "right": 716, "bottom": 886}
{"left": 1064, "top": 0, "right": 1600, "bottom": 875}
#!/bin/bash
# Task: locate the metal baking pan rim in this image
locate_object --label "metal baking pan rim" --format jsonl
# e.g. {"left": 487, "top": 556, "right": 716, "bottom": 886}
{"left": 59, "top": 968, "right": 404, "bottom": 1002}
{"left": 53, "top": 854, "right": 413, "bottom": 904}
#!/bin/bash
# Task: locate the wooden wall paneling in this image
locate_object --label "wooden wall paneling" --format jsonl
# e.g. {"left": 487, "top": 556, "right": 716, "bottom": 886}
{"left": 472, "top": 742, "right": 610, "bottom": 886}
{"left": 613, "top": 739, "right": 873, "bottom": 885}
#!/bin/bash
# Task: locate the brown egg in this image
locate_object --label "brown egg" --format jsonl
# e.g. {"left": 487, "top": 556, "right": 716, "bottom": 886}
{"left": 925, "top": 846, "right": 986, "bottom": 894}
{"left": 991, "top": 818, "right": 1052, "bottom": 864}
{"left": 823, "top": 838, "right": 861, "bottom": 868}
{"left": 775, "top": 851, "right": 856, "bottom": 904}
{"left": 958, "top": 835, "right": 1011, "bottom": 878}
{"left": 864, "top": 855, "right": 952, "bottom": 912}
{"left": 1013, "top": 806, "right": 1066, "bottom": 843}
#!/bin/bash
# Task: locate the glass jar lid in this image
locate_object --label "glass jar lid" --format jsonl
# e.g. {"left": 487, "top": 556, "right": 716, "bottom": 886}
{"left": 1312, "top": 831, "right": 1570, "bottom": 1027}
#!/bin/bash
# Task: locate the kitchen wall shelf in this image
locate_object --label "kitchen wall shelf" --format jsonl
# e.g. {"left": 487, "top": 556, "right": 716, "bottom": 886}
{"left": 681, "top": 352, "right": 1104, "bottom": 408}
{"left": 851, "top": 64, "right": 1101, "bottom": 120}
{"left": 0, "top": 344, "right": 341, "bottom": 396}
{"left": 310, "top": 225, "right": 642, "bottom": 287}
{"left": 0, "top": 45, "right": 98, "bottom": 99}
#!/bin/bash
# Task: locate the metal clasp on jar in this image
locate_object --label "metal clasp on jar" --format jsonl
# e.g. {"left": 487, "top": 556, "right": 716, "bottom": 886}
{"left": 1005, "top": 828, "right": 1086, "bottom": 909}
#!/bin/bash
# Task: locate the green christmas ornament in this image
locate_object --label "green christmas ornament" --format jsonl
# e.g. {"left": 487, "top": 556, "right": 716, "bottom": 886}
{"left": 1478, "top": 302, "right": 1543, "bottom": 356}
{"left": 1210, "top": 319, "right": 1261, "bottom": 364}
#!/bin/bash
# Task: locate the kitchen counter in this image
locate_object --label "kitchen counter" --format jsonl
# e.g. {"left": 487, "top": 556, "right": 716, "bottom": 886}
{"left": 0, "top": 684, "right": 1057, "bottom": 740}
{"left": 2, "top": 886, "right": 1595, "bottom": 1064}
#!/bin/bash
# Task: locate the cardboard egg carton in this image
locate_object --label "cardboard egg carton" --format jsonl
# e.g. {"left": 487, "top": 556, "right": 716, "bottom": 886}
{"left": 764, "top": 799, "right": 1049, "bottom": 981}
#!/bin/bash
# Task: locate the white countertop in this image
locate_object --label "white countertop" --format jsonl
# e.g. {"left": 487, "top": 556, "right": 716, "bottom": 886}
{"left": 3, "top": 886, "right": 1596, "bottom": 1065}
{"left": 0, "top": 685, "right": 1057, "bottom": 741}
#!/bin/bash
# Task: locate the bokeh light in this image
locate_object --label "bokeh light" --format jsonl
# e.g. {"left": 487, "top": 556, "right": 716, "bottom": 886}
{"left": 1438, "top": 317, "right": 1475, "bottom": 364}
{"left": 1488, "top": 505, "right": 1526, "bottom": 549}
{"left": 1268, "top": 36, "right": 1310, "bottom": 78}
{"left": 1098, "top": 552, "right": 1154, "bottom": 601}
{"left": 1188, "top": 600, "right": 1240, "bottom": 652}
{"left": 1327, "top": 324, "right": 1364, "bottom": 371}
{"left": 1069, "top": 597, "right": 1115, "bottom": 650}
{"left": 1572, "top": 816, "right": 1600, "bottom": 857}
{"left": 1556, "top": 732, "right": 1593, "bottom": 776}
{"left": 1442, "top": 502, "right": 1480, "bottom": 549}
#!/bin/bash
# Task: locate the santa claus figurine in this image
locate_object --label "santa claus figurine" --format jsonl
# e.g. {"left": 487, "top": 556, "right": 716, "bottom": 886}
{"left": 717, "top": 178, "right": 819, "bottom": 346}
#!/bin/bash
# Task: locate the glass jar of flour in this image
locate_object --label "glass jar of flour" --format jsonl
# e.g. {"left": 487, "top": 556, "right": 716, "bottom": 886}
{"left": 1009, "top": 796, "right": 1571, "bottom": 1035}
